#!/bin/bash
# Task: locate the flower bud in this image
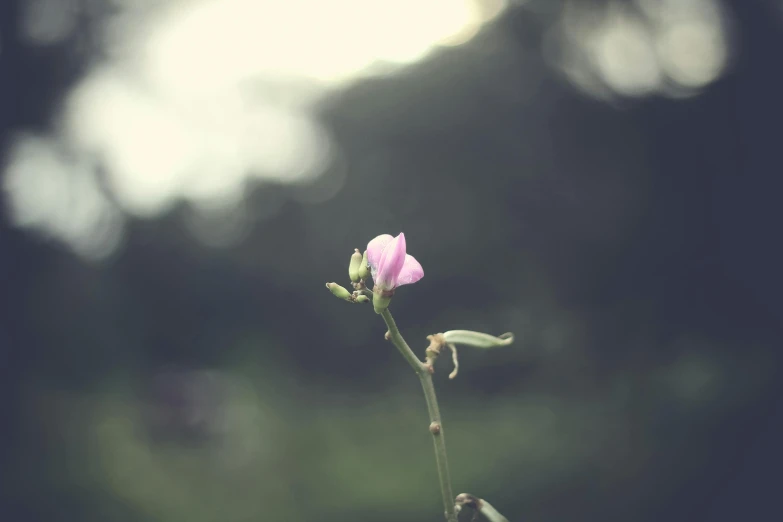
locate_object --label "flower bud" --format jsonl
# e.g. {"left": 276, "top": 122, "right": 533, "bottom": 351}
{"left": 355, "top": 295, "right": 369, "bottom": 303}
{"left": 357, "top": 250, "right": 370, "bottom": 281}
{"left": 325, "top": 282, "right": 352, "bottom": 301}
{"left": 348, "top": 249, "right": 363, "bottom": 282}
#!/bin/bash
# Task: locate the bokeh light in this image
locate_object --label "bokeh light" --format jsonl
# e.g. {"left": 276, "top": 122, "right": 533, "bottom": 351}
{"left": 544, "top": 0, "right": 731, "bottom": 99}
{"left": 3, "top": 0, "right": 507, "bottom": 259}
{"left": 3, "top": 134, "right": 123, "bottom": 259}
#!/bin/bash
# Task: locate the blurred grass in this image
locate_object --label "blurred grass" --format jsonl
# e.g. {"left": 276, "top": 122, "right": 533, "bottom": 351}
{"left": 12, "top": 337, "right": 774, "bottom": 522}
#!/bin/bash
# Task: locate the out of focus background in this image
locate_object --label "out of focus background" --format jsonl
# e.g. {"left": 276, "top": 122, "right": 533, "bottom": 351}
{"left": 1, "top": 0, "right": 782, "bottom": 521}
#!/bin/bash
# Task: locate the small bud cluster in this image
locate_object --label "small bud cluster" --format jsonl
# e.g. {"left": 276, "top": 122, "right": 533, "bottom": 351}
{"left": 324, "top": 249, "right": 373, "bottom": 304}
{"left": 325, "top": 232, "right": 423, "bottom": 312}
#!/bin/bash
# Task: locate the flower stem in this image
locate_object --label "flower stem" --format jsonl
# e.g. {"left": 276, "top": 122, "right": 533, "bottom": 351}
{"left": 379, "top": 308, "right": 428, "bottom": 374}
{"left": 380, "top": 309, "right": 458, "bottom": 522}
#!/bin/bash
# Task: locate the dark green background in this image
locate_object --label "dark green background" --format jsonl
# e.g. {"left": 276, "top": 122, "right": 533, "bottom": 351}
{"left": 1, "top": 1, "right": 781, "bottom": 521}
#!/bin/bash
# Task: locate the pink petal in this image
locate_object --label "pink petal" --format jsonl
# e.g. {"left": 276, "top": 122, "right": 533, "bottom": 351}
{"left": 395, "top": 254, "right": 424, "bottom": 287}
{"left": 375, "top": 233, "right": 407, "bottom": 289}
{"left": 366, "top": 234, "right": 394, "bottom": 271}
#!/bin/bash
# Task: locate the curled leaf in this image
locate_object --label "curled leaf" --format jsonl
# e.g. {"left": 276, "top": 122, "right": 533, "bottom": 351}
{"left": 441, "top": 330, "right": 514, "bottom": 349}
{"left": 447, "top": 343, "right": 459, "bottom": 380}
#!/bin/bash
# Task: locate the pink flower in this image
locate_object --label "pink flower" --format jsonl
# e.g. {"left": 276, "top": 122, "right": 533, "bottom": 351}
{"left": 366, "top": 233, "right": 424, "bottom": 292}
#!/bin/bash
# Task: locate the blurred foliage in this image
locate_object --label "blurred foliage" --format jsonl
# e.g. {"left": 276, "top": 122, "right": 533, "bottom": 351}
{"left": 2, "top": 1, "right": 783, "bottom": 522}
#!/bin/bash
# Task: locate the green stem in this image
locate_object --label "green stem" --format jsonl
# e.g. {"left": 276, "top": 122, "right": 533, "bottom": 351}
{"left": 380, "top": 309, "right": 458, "bottom": 522}
{"left": 379, "top": 309, "right": 428, "bottom": 374}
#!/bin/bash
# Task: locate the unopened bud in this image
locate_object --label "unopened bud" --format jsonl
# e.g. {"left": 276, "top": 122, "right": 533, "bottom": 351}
{"left": 326, "top": 282, "right": 352, "bottom": 301}
{"left": 348, "top": 249, "right": 363, "bottom": 282}
{"left": 357, "top": 250, "right": 370, "bottom": 281}
{"left": 355, "top": 295, "right": 369, "bottom": 303}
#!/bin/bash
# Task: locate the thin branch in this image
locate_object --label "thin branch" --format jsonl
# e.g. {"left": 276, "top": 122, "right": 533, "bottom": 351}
{"left": 380, "top": 309, "right": 458, "bottom": 522}
{"left": 379, "top": 309, "right": 428, "bottom": 375}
